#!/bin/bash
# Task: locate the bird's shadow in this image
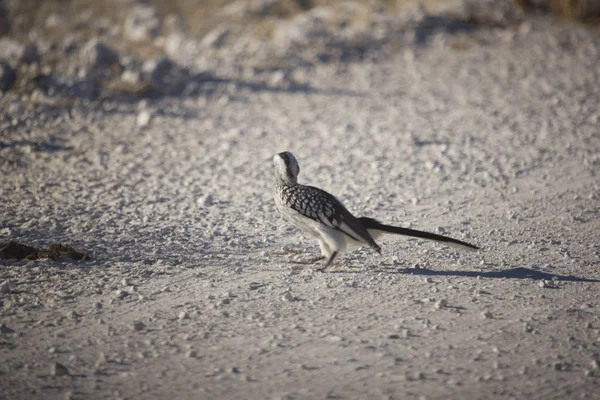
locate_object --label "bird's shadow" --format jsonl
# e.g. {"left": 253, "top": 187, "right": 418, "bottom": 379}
{"left": 368, "top": 266, "right": 600, "bottom": 283}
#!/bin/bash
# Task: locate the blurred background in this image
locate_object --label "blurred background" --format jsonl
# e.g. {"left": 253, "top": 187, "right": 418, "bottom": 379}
{"left": 0, "top": 0, "right": 599, "bottom": 101}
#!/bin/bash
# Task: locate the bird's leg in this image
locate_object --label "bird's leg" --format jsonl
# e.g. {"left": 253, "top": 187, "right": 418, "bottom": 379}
{"left": 317, "top": 251, "right": 338, "bottom": 272}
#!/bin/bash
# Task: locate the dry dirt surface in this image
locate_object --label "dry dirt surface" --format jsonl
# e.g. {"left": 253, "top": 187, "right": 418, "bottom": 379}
{"left": 1, "top": 1, "right": 600, "bottom": 400}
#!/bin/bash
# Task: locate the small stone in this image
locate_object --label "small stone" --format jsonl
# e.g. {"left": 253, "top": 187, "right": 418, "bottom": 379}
{"left": 201, "top": 25, "right": 230, "bottom": 48}
{"left": 435, "top": 299, "right": 447, "bottom": 309}
{"left": 0, "top": 280, "right": 10, "bottom": 294}
{"left": 132, "top": 321, "right": 146, "bottom": 331}
{"left": 161, "top": 286, "right": 171, "bottom": 293}
{"left": 481, "top": 311, "right": 493, "bottom": 320}
{"left": 234, "top": 266, "right": 243, "bottom": 273}
{"left": 81, "top": 39, "right": 119, "bottom": 70}
{"left": 591, "top": 360, "right": 600, "bottom": 370}
{"left": 95, "top": 352, "right": 107, "bottom": 367}
{"left": 0, "top": 323, "right": 15, "bottom": 334}
{"left": 178, "top": 311, "right": 189, "bottom": 320}
{"left": 94, "top": 302, "right": 103, "bottom": 310}
{"left": 187, "top": 350, "right": 198, "bottom": 358}
{"left": 425, "top": 277, "right": 433, "bottom": 283}
{"left": 20, "top": 44, "right": 40, "bottom": 64}
{"left": 51, "top": 362, "right": 69, "bottom": 377}
{"left": 142, "top": 57, "right": 190, "bottom": 95}
{"left": 198, "top": 194, "right": 214, "bottom": 207}
{"left": 0, "top": 38, "right": 25, "bottom": 62}
{"left": 282, "top": 290, "right": 295, "bottom": 302}
{"left": 121, "top": 278, "right": 131, "bottom": 286}
{"left": 115, "top": 289, "right": 129, "bottom": 299}
{"left": 137, "top": 110, "right": 152, "bottom": 127}
{"left": 0, "top": 61, "right": 16, "bottom": 92}
{"left": 67, "top": 310, "right": 80, "bottom": 319}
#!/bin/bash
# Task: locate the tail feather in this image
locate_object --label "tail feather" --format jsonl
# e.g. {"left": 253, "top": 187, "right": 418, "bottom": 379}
{"left": 359, "top": 217, "right": 479, "bottom": 252}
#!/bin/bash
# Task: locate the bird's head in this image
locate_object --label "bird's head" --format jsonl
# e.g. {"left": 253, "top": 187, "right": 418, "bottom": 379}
{"left": 273, "top": 151, "right": 300, "bottom": 183}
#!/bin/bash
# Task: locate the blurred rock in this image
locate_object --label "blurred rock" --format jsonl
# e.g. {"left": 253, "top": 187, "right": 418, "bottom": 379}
{"left": 51, "top": 362, "right": 70, "bottom": 377}
{"left": 62, "top": 35, "right": 78, "bottom": 54}
{"left": 0, "top": 38, "right": 25, "bottom": 63}
{"left": 0, "top": 323, "right": 14, "bottom": 334}
{"left": 81, "top": 39, "right": 120, "bottom": 70}
{"left": 136, "top": 110, "right": 152, "bottom": 127}
{"left": 0, "top": 62, "right": 16, "bottom": 92}
{"left": 20, "top": 44, "right": 40, "bottom": 64}
{"left": 164, "top": 32, "right": 184, "bottom": 57}
{"left": 222, "top": 0, "right": 276, "bottom": 17}
{"left": 143, "top": 57, "right": 190, "bottom": 95}
{"left": 201, "top": 25, "right": 230, "bottom": 48}
{"left": 124, "top": 5, "right": 161, "bottom": 42}
{"left": 45, "top": 13, "right": 65, "bottom": 29}
{"left": 121, "top": 69, "right": 145, "bottom": 85}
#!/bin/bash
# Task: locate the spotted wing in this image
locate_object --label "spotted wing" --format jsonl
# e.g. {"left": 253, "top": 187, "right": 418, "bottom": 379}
{"left": 281, "top": 184, "right": 379, "bottom": 249}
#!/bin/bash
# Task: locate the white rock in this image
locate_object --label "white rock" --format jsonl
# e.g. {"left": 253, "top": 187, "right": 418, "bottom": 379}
{"left": 121, "top": 69, "right": 145, "bottom": 85}
{"left": 137, "top": 110, "right": 152, "bottom": 127}
{"left": 0, "top": 280, "right": 10, "bottom": 293}
{"left": 198, "top": 194, "right": 214, "bottom": 207}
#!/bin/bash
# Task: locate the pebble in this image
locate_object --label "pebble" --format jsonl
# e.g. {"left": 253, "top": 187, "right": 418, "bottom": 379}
{"left": 51, "top": 362, "right": 70, "bottom": 377}
{"left": 0, "top": 61, "right": 16, "bottom": 91}
{"left": 178, "top": 311, "right": 189, "bottom": 320}
{"left": 132, "top": 321, "right": 146, "bottom": 331}
{"left": 435, "top": 299, "right": 447, "bottom": 309}
{"left": 591, "top": 360, "right": 599, "bottom": 370}
{"left": 282, "top": 290, "right": 295, "bottom": 302}
{"left": 81, "top": 38, "right": 120, "bottom": 70}
{"left": 0, "top": 280, "right": 10, "bottom": 294}
{"left": 0, "top": 323, "right": 15, "bottom": 334}
{"left": 187, "top": 350, "right": 198, "bottom": 358}
{"left": 480, "top": 311, "right": 493, "bottom": 320}
{"left": 136, "top": 110, "right": 152, "bottom": 127}
{"left": 201, "top": 25, "right": 230, "bottom": 48}
{"left": 198, "top": 194, "right": 214, "bottom": 207}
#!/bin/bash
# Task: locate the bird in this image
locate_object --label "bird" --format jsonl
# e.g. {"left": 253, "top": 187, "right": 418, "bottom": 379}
{"left": 272, "top": 151, "right": 478, "bottom": 272}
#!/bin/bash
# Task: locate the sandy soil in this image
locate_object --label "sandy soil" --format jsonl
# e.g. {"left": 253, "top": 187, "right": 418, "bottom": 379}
{"left": 1, "top": 2, "right": 600, "bottom": 400}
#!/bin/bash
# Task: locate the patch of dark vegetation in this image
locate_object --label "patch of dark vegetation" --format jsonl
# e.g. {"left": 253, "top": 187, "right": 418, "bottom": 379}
{"left": 0, "top": 241, "right": 91, "bottom": 261}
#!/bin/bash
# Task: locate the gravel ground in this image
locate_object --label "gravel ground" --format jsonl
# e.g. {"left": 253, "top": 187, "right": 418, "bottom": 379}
{"left": 1, "top": 2, "right": 600, "bottom": 399}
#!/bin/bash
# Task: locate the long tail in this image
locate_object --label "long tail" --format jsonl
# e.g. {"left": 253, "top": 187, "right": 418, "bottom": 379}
{"left": 359, "top": 217, "right": 479, "bottom": 252}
